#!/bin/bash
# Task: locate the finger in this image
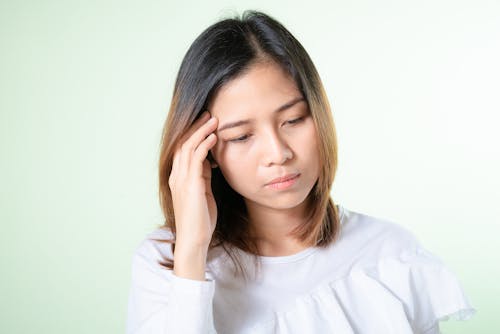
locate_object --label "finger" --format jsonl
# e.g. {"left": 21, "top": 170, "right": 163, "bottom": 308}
{"left": 177, "top": 111, "right": 211, "bottom": 148}
{"left": 182, "top": 116, "right": 218, "bottom": 154}
{"left": 192, "top": 133, "right": 218, "bottom": 175}
{"left": 201, "top": 158, "right": 212, "bottom": 194}
{"left": 202, "top": 158, "right": 212, "bottom": 180}
{"left": 176, "top": 114, "right": 211, "bottom": 180}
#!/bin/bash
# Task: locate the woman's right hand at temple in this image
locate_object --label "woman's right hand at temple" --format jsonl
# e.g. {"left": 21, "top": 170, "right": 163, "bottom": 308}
{"left": 168, "top": 111, "right": 219, "bottom": 280}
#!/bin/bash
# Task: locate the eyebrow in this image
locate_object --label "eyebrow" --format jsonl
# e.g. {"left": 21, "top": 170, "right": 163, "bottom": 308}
{"left": 216, "top": 96, "right": 305, "bottom": 132}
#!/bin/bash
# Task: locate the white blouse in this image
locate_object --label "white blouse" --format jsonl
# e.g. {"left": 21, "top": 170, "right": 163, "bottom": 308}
{"left": 126, "top": 205, "right": 475, "bottom": 333}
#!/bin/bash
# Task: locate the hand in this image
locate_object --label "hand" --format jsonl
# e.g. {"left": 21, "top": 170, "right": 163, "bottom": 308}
{"left": 168, "top": 111, "right": 219, "bottom": 251}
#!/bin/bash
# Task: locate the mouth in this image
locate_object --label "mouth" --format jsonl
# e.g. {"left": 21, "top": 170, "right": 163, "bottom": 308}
{"left": 265, "top": 173, "right": 301, "bottom": 190}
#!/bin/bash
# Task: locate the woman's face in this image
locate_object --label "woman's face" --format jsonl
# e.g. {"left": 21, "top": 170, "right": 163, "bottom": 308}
{"left": 209, "top": 61, "right": 320, "bottom": 211}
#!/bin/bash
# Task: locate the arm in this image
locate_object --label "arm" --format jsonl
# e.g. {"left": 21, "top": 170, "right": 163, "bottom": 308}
{"left": 125, "top": 238, "right": 217, "bottom": 334}
{"left": 126, "top": 112, "right": 220, "bottom": 333}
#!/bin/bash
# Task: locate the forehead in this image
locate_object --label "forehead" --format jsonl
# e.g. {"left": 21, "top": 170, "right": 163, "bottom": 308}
{"left": 208, "top": 62, "right": 301, "bottom": 119}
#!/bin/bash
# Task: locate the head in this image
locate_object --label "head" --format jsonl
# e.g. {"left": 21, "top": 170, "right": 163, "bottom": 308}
{"left": 208, "top": 60, "right": 320, "bottom": 223}
{"left": 158, "top": 10, "right": 340, "bottom": 265}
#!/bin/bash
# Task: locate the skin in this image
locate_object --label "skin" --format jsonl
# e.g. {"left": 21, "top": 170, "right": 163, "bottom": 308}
{"left": 170, "top": 111, "right": 219, "bottom": 280}
{"left": 208, "top": 61, "right": 321, "bottom": 256}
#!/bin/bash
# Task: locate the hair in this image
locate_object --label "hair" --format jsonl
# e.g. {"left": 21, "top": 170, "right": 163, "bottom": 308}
{"left": 154, "top": 10, "right": 341, "bottom": 280}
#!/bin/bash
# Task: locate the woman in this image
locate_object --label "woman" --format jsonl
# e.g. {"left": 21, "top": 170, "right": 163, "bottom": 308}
{"left": 126, "top": 11, "right": 475, "bottom": 333}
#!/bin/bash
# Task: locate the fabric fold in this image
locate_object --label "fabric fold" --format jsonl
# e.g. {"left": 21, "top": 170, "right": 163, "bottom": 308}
{"left": 245, "top": 246, "right": 475, "bottom": 334}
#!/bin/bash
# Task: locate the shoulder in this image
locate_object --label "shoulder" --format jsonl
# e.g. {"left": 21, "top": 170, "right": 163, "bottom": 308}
{"left": 332, "top": 205, "right": 476, "bottom": 331}
{"left": 337, "top": 205, "right": 422, "bottom": 261}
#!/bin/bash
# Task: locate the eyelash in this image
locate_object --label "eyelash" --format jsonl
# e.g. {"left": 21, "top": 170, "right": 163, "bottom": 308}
{"left": 228, "top": 117, "right": 305, "bottom": 143}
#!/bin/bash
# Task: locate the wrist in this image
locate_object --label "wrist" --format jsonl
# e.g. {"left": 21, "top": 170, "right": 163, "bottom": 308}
{"left": 173, "top": 241, "right": 209, "bottom": 281}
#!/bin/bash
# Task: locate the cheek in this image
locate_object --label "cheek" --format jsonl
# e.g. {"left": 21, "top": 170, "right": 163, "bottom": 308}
{"left": 293, "top": 123, "right": 319, "bottom": 156}
{"left": 216, "top": 147, "right": 254, "bottom": 186}
{"left": 295, "top": 125, "right": 321, "bottom": 178}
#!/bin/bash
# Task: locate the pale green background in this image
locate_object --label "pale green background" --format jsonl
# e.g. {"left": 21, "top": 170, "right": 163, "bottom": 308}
{"left": 1, "top": 0, "right": 498, "bottom": 333}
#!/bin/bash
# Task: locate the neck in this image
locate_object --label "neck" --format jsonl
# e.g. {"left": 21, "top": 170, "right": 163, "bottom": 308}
{"left": 244, "top": 197, "right": 312, "bottom": 256}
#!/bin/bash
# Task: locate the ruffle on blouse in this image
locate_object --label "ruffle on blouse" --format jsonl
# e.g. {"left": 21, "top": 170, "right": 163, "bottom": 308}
{"left": 244, "top": 246, "right": 475, "bottom": 334}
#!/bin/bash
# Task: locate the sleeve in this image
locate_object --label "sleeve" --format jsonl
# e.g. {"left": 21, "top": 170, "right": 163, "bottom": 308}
{"left": 125, "top": 238, "right": 217, "bottom": 334}
{"left": 375, "top": 245, "right": 476, "bottom": 334}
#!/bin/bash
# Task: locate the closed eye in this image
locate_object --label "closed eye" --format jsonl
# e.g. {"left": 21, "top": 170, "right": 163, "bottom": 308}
{"left": 229, "top": 134, "right": 250, "bottom": 143}
{"left": 228, "top": 117, "right": 305, "bottom": 143}
{"left": 285, "top": 117, "right": 305, "bottom": 125}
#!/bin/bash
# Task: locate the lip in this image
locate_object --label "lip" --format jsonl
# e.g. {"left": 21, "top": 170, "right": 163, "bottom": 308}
{"left": 265, "top": 173, "right": 301, "bottom": 186}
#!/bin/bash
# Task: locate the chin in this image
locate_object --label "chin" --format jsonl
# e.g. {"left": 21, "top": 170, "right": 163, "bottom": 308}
{"left": 246, "top": 190, "right": 311, "bottom": 210}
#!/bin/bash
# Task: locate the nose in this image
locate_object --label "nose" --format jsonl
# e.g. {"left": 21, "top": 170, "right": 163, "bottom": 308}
{"left": 262, "top": 129, "right": 293, "bottom": 166}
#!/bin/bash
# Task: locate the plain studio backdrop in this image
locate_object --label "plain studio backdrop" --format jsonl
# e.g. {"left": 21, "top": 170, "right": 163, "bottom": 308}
{"left": 0, "top": 0, "right": 498, "bottom": 333}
